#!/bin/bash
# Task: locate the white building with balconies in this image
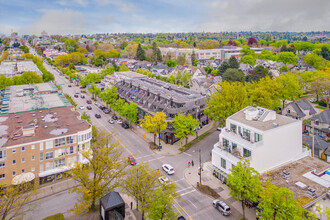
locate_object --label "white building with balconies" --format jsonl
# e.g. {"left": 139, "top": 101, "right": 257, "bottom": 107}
{"left": 212, "top": 106, "right": 310, "bottom": 183}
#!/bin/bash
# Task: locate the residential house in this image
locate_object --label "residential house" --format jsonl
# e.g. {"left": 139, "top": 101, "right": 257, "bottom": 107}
{"left": 305, "top": 109, "right": 330, "bottom": 139}
{"left": 303, "top": 134, "right": 330, "bottom": 161}
{"left": 239, "top": 63, "right": 253, "bottom": 76}
{"left": 282, "top": 99, "right": 317, "bottom": 120}
{"left": 189, "top": 76, "right": 222, "bottom": 96}
{"left": 151, "top": 64, "right": 173, "bottom": 76}
{"left": 212, "top": 106, "right": 309, "bottom": 183}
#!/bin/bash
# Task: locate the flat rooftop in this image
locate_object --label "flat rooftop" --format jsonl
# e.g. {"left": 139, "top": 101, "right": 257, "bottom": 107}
{"left": 0, "top": 106, "right": 91, "bottom": 148}
{"left": 0, "top": 61, "right": 41, "bottom": 76}
{"left": 229, "top": 106, "right": 298, "bottom": 131}
{"left": 1, "top": 82, "right": 71, "bottom": 115}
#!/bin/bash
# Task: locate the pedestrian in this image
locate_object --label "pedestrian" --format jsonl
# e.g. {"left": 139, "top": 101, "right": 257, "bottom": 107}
{"left": 188, "top": 161, "right": 191, "bottom": 167}
{"left": 130, "top": 201, "right": 133, "bottom": 210}
{"left": 191, "top": 160, "right": 194, "bottom": 166}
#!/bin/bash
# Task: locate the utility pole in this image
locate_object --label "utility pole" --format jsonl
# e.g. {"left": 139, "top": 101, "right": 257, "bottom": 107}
{"left": 199, "top": 149, "right": 202, "bottom": 187}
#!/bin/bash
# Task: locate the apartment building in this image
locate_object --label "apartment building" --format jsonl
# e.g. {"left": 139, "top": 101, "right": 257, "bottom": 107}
{"left": 0, "top": 83, "right": 92, "bottom": 187}
{"left": 212, "top": 106, "right": 309, "bottom": 183}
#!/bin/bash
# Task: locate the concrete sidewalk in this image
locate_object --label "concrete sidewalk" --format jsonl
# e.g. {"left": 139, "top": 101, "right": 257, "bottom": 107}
{"left": 131, "top": 122, "right": 216, "bottom": 156}
{"left": 184, "top": 162, "right": 257, "bottom": 220}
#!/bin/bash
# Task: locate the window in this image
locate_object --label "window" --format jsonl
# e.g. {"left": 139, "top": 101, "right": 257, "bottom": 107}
{"left": 55, "top": 138, "right": 65, "bottom": 147}
{"left": 45, "top": 151, "right": 53, "bottom": 160}
{"left": 287, "top": 109, "right": 291, "bottom": 113}
{"left": 67, "top": 146, "right": 75, "bottom": 155}
{"left": 0, "top": 174, "right": 5, "bottom": 179}
{"left": 230, "top": 123, "right": 237, "bottom": 133}
{"left": 238, "top": 126, "right": 242, "bottom": 135}
{"left": 221, "top": 158, "right": 226, "bottom": 169}
{"left": 31, "top": 167, "right": 35, "bottom": 172}
{"left": 222, "top": 138, "right": 229, "bottom": 147}
{"left": 46, "top": 140, "right": 53, "bottom": 149}
{"left": 40, "top": 142, "right": 44, "bottom": 151}
{"left": 13, "top": 171, "right": 16, "bottom": 176}
{"left": 22, "top": 146, "right": 25, "bottom": 151}
{"left": 40, "top": 152, "right": 43, "bottom": 161}
{"left": 22, "top": 169, "right": 25, "bottom": 173}
{"left": 66, "top": 136, "right": 76, "bottom": 144}
{"left": 21, "top": 158, "right": 25, "bottom": 163}
{"left": 55, "top": 148, "right": 66, "bottom": 158}
{"left": 31, "top": 145, "right": 35, "bottom": 150}
{"left": 45, "top": 162, "right": 54, "bottom": 171}
{"left": 55, "top": 158, "right": 65, "bottom": 168}
{"left": 12, "top": 149, "right": 16, "bottom": 154}
{"left": 243, "top": 148, "right": 251, "bottom": 158}
{"left": 0, "top": 162, "right": 5, "bottom": 167}
{"left": 31, "top": 155, "right": 35, "bottom": 160}
{"left": 232, "top": 143, "right": 237, "bottom": 151}
{"left": 254, "top": 133, "right": 263, "bottom": 142}
{"left": 40, "top": 164, "right": 44, "bottom": 172}
{"left": 0, "top": 150, "right": 6, "bottom": 159}
{"left": 13, "top": 160, "right": 16, "bottom": 165}
{"left": 243, "top": 128, "right": 250, "bottom": 141}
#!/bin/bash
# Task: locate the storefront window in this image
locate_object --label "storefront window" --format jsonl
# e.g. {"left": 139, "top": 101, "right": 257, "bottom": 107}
{"left": 39, "top": 174, "right": 55, "bottom": 185}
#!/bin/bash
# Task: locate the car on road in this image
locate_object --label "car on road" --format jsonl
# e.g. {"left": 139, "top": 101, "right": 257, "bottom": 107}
{"left": 116, "top": 119, "right": 122, "bottom": 124}
{"left": 158, "top": 176, "right": 170, "bottom": 185}
{"left": 95, "top": 114, "right": 101, "bottom": 119}
{"left": 80, "top": 95, "right": 85, "bottom": 99}
{"left": 128, "top": 156, "right": 136, "bottom": 165}
{"left": 112, "top": 115, "right": 118, "bottom": 120}
{"left": 217, "top": 126, "right": 222, "bottom": 131}
{"left": 162, "top": 164, "right": 175, "bottom": 175}
{"left": 121, "top": 122, "right": 129, "bottom": 129}
{"left": 87, "top": 106, "right": 92, "bottom": 110}
{"left": 79, "top": 106, "right": 85, "bottom": 110}
{"left": 74, "top": 94, "right": 78, "bottom": 98}
{"left": 103, "top": 109, "right": 110, "bottom": 114}
{"left": 213, "top": 200, "right": 231, "bottom": 216}
{"left": 99, "top": 105, "right": 106, "bottom": 110}
{"left": 108, "top": 119, "right": 114, "bottom": 124}
{"left": 68, "top": 85, "right": 72, "bottom": 87}
{"left": 87, "top": 100, "right": 92, "bottom": 104}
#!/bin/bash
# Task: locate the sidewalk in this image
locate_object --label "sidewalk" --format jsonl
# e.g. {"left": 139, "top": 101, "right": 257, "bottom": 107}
{"left": 131, "top": 122, "right": 216, "bottom": 156}
{"left": 31, "top": 179, "right": 140, "bottom": 220}
{"left": 184, "top": 162, "right": 256, "bottom": 220}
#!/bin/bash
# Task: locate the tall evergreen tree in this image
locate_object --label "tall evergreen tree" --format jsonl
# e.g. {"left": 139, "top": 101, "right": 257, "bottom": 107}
{"left": 191, "top": 50, "right": 196, "bottom": 65}
{"left": 218, "top": 61, "right": 229, "bottom": 76}
{"left": 136, "top": 43, "right": 146, "bottom": 61}
{"left": 156, "top": 48, "right": 162, "bottom": 62}
{"left": 228, "top": 56, "right": 239, "bottom": 69}
{"left": 151, "top": 42, "right": 157, "bottom": 63}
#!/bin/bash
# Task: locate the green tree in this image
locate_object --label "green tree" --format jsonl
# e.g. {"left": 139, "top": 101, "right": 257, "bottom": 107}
{"left": 205, "top": 81, "right": 249, "bottom": 124}
{"left": 258, "top": 181, "right": 307, "bottom": 220}
{"left": 88, "top": 83, "right": 101, "bottom": 99}
{"left": 276, "top": 72, "right": 303, "bottom": 108}
{"left": 171, "top": 113, "right": 200, "bottom": 145}
{"left": 191, "top": 50, "right": 196, "bottom": 65}
{"left": 258, "top": 50, "right": 275, "bottom": 60}
{"left": 241, "top": 55, "right": 256, "bottom": 66}
{"left": 276, "top": 52, "right": 299, "bottom": 65}
{"left": 222, "top": 68, "right": 245, "bottom": 82}
{"left": 166, "top": 59, "right": 177, "bottom": 67}
{"left": 20, "top": 71, "right": 43, "bottom": 84}
{"left": 81, "top": 73, "right": 101, "bottom": 87}
{"left": 99, "top": 86, "right": 118, "bottom": 110}
{"left": 246, "top": 65, "right": 271, "bottom": 83}
{"left": 279, "top": 65, "right": 289, "bottom": 73}
{"left": 119, "top": 64, "right": 130, "bottom": 71}
{"left": 320, "top": 46, "right": 330, "bottom": 60}
{"left": 140, "top": 112, "right": 168, "bottom": 146}
{"left": 123, "top": 102, "right": 139, "bottom": 125}
{"left": 156, "top": 48, "right": 162, "bottom": 62}
{"left": 81, "top": 112, "right": 91, "bottom": 124}
{"left": 227, "top": 159, "right": 262, "bottom": 220}
{"left": 69, "top": 129, "right": 127, "bottom": 215}
{"left": 218, "top": 61, "right": 229, "bottom": 76}
{"left": 228, "top": 56, "right": 239, "bottom": 69}
{"left": 112, "top": 98, "right": 126, "bottom": 116}
{"left": 0, "top": 75, "right": 12, "bottom": 90}
{"left": 303, "top": 54, "right": 327, "bottom": 70}
{"left": 148, "top": 188, "right": 177, "bottom": 220}
{"left": 136, "top": 43, "right": 146, "bottom": 61}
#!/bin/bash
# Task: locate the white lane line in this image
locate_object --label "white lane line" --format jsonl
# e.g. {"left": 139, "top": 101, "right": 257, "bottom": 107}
{"left": 188, "top": 200, "right": 197, "bottom": 209}
{"left": 183, "top": 152, "right": 192, "bottom": 156}
{"left": 180, "top": 189, "right": 196, "bottom": 196}
{"left": 176, "top": 186, "right": 193, "bottom": 193}
{"left": 147, "top": 158, "right": 157, "bottom": 162}
{"left": 173, "top": 178, "right": 184, "bottom": 183}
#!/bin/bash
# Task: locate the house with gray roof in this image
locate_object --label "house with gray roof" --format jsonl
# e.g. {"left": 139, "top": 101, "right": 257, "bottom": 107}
{"left": 303, "top": 134, "right": 330, "bottom": 160}
{"left": 305, "top": 109, "right": 330, "bottom": 139}
{"left": 282, "top": 99, "right": 317, "bottom": 120}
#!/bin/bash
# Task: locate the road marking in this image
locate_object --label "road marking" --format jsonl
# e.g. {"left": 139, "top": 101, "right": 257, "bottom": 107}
{"left": 180, "top": 189, "right": 196, "bottom": 196}
{"left": 172, "top": 203, "right": 183, "bottom": 216}
{"left": 173, "top": 178, "right": 184, "bottom": 183}
{"left": 172, "top": 198, "right": 193, "bottom": 220}
{"left": 183, "top": 152, "right": 192, "bottom": 156}
{"left": 176, "top": 186, "right": 193, "bottom": 193}
{"left": 136, "top": 154, "right": 154, "bottom": 159}
{"left": 188, "top": 200, "right": 197, "bottom": 209}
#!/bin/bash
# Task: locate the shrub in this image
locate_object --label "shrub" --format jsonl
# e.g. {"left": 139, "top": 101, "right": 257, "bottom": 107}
{"left": 42, "top": 213, "right": 64, "bottom": 220}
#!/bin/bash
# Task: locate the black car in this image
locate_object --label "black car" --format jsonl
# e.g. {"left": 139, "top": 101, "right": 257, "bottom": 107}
{"left": 121, "top": 122, "right": 129, "bottom": 129}
{"left": 68, "top": 85, "right": 72, "bottom": 87}
{"left": 103, "top": 109, "right": 110, "bottom": 114}
{"left": 99, "top": 105, "right": 105, "bottom": 110}
{"left": 87, "top": 106, "right": 92, "bottom": 110}
{"left": 74, "top": 94, "right": 78, "bottom": 98}
{"left": 112, "top": 115, "right": 118, "bottom": 120}
{"left": 95, "top": 114, "right": 101, "bottom": 118}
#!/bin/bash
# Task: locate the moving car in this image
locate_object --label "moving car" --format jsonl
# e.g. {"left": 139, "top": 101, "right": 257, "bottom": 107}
{"left": 158, "top": 176, "right": 170, "bottom": 185}
{"left": 87, "top": 100, "right": 92, "bottom": 104}
{"left": 95, "top": 114, "right": 101, "bottom": 119}
{"left": 108, "top": 119, "right": 114, "bottom": 124}
{"left": 128, "top": 156, "right": 136, "bottom": 166}
{"left": 162, "top": 164, "right": 175, "bottom": 175}
{"left": 80, "top": 95, "right": 85, "bottom": 99}
{"left": 87, "top": 106, "right": 92, "bottom": 110}
{"left": 74, "top": 94, "right": 78, "bottom": 98}
{"left": 68, "top": 84, "right": 72, "bottom": 87}
{"left": 79, "top": 106, "right": 84, "bottom": 110}
{"left": 213, "top": 200, "right": 231, "bottom": 216}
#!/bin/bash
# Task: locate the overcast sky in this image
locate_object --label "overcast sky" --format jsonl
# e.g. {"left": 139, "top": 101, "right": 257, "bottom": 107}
{"left": 0, "top": 0, "right": 329, "bottom": 35}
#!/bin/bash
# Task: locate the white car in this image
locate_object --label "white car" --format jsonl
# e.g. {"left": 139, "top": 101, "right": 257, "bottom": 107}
{"left": 116, "top": 119, "right": 122, "bottom": 124}
{"left": 79, "top": 106, "right": 85, "bottom": 110}
{"left": 162, "top": 164, "right": 175, "bottom": 175}
{"left": 158, "top": 176, "right": 170, "bottom": 185}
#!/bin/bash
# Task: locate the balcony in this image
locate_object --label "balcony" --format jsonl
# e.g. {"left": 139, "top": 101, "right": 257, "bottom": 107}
{"left": 213, "top": 143, "right": 241, "bottom": 164}
{"left": 221, "top": 128, "right": 263, "bottom": 149}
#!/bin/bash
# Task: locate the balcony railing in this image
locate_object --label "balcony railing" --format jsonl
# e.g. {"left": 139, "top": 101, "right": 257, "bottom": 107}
{"left": 214, "top": 142, "right": 251, "bottom": 162}
{"left": 221, "top": 128, "right": 263, "bottom": 148}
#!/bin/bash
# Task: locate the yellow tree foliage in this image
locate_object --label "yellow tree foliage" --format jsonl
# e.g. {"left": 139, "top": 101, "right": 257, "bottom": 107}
{"left": 197, "top": 39, "right": 220, "bottom": 49}
{"left": 98, "top": 43, "right": 114, "bottom": 52}
{"left": 140, "top": 112, "right": 167, "bottom": 145}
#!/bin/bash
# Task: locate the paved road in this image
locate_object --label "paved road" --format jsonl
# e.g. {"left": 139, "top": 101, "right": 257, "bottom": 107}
{"left": 27, "top": 48, "right": 234, "bottom": 220}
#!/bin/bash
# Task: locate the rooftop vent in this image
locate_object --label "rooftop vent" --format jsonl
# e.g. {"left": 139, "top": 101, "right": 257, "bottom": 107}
{"left": 22, "top": 125, "right": 35, "bottom": 136}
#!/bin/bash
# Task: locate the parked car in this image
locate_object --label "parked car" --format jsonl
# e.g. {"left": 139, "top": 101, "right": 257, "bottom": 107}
{"left": 158, "top": 176, "right": 170, "bottom": 185}
{"left": 80, "top": 95, "right": 85, "bottom": 99}
{"left": 162, "top": 164, "right": 175, "bottom": 175}
{"left": 217, "top": 126, "right": 222, "bottom": 131}
{"left": 177, "top": 216, "right": 186, "bottom": 220}
{"left": 116, "top": 119, "right": 122, "bottom": 124}
{"left": 95, "top": 114, "right": 101, "bottom": 119}
{"left": 128, "top": 155, "right": 136, "bottom": 165}
{"left": 121, "top": 122, "right": 129, "bottom": 129}
{"left": 99, "top": 105, "right": 106, "bottom": 110}
{"left": 112, "top": 115, "right": 118, "bottom": 120}
{"left": 213, "top": 200, "right": 231, "bottom": 216}
{"left": 87, "top": 100, "right": 92, "bottom": 104}
{"left": 74, "top": 94, "right": 78, "bottom": 98}
{"left": 68, "top": 84, "right": 72, "bottom": 87}
{"left": 87, "top": 106, "right": 92, "bottom": 110}
{"left": 79, "top": 106, "right": 84, "bottom": 110}
{"left": 103, "top": 109, "right": 110, "bottom": 114}
{"left": 108, "top": 119, "right": 114, "bottom": 124}
{"left": 310, "top": 98, "right": 317, "bottom": 103}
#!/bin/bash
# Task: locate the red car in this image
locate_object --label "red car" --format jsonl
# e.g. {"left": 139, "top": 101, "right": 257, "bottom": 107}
{"left": 87, "top": 100, "right": 92, "bottom": 104}
{"left": 128, "top": 156, "right": 136, "bottom": 166}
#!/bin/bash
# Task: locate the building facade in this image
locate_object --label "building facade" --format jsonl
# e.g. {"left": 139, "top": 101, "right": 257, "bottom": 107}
{"left": 212, "top": 106, "right": 309, "bottom": 183}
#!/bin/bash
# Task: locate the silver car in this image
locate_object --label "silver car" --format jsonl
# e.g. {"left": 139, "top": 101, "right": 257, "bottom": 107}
{"left": 213, "top": 199, "right": 231, "bottom": 216}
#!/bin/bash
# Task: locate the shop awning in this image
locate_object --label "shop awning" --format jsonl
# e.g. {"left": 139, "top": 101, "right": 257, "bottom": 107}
{"left": 12, "top": 172, "right": 35, "bottom": 185}
{"left": 38, "top": 166, "right": 69, "bottom": 178}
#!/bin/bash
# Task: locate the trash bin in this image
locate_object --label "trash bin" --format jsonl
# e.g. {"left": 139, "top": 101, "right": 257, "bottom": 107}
{"left": 197, "top": 182, "right": 199, "bottom": 187}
